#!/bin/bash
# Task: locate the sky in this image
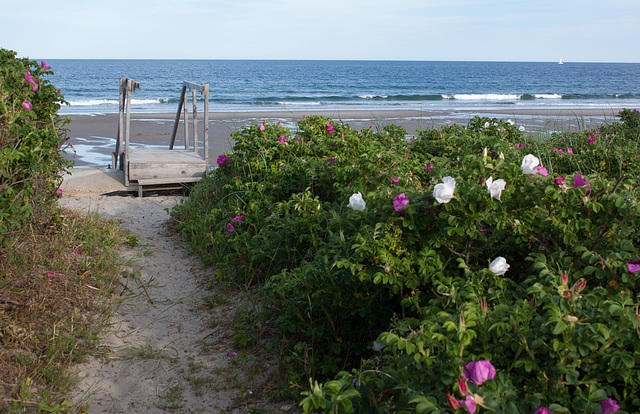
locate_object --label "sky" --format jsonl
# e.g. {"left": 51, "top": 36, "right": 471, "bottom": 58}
{"left": 2, "top": 0, "right": 639, "bottom": 62}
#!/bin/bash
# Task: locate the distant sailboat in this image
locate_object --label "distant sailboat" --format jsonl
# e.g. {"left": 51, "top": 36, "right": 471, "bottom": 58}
{"left": 558, "top": 57, "right": 564, "bottom": 65}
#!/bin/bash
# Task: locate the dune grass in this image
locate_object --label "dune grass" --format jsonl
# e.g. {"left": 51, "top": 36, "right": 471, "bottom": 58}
{"left": 0, "top": 207, "right": 127, "bottom": 413}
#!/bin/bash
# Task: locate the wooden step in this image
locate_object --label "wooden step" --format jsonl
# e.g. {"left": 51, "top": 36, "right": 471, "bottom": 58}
{"left": 128, "top": 149, "right": 207, "bottom": 182}
{"left": 136, "top": 176, "right": 203, "bottom": 197}
{"left": 136, "top": 176, "right": 203, "bottom": 185}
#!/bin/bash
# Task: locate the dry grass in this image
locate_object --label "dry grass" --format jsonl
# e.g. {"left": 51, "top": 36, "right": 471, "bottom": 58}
{"left": 0, "top": 208, "right": 127, "bottom": 412}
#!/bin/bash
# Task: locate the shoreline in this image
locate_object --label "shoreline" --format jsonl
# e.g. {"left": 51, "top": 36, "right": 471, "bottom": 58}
{"left": 64, "top": 107, "right": 627, "bottom": 117}
{"left": 64, "top": 107, "right": 625, "bottom": 168}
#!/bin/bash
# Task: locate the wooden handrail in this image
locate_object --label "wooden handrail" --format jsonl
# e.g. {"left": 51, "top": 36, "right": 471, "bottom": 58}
{"left": 169, "top": 81, "right": 210, "bottom": 159}
{"left": 113, "top": 77, "right": 139, "bottom": 174}
{"left": 169, "top": 85, "right": 186, "bottom": 150}
{"left": 112, "top": 78, "right": 209, "bottom": 189}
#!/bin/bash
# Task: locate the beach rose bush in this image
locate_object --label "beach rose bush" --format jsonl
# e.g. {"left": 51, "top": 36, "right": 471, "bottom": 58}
{"left": 173, "top": 113, "right": 640, "bottom": 413}
{"left": 521, "top": 109, "right": 640, "bottom": 182}
{"left": 0, "top": 49, "right": 71, "bottom": 244}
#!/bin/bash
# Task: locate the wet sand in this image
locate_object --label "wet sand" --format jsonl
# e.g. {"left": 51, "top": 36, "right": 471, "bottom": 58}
{"left": 63, "top": 108, "right": 624, "bottom": 168}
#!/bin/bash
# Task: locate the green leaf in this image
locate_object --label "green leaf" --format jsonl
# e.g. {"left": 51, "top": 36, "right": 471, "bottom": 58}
{"left": 621, "top": 353, "right": 635, "bottom": 369}
{"left": 553, "top": 321, "right": 568, "bottom": 335}
{"left": 597, "top": 324, "right": 610, "bottom": 340}
{"left": 589, "top": 388, "right": 608, "bottom": 402}
{"left": 443, "top": 321, "right": 458, "bottom": 332}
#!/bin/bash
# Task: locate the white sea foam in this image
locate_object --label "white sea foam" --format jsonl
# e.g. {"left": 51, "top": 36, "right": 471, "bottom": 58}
{"left": 359, "top": 94, "right": 388, "bottom": 99}
{"left": 445, "top": 94, "right": 521, "bottom": 101}
{"left": 68, "top": 98, "right": 161, "bottom": 106}
{"left": 533, "top": 94, "right": 563, "bottom": 99}
{"left": 67, "top": 99, "right": 118, "bottom": 106}
{"left": 276, "top": 101, "right": 322, "bottom": 106}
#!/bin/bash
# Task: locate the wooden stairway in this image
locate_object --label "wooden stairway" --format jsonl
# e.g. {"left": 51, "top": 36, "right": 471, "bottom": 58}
{"left": 112, "top": 78, "right": 210, "bottom": 196}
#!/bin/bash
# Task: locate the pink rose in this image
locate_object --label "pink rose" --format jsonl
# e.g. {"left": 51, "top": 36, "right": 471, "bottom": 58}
{"left": 393, "top": 193, "right": 410, "bottom": 212}
{"left": 462, "top": 360, "right": 496, "bottom": 385}
{"left": 573, "top": 174, "right": 591, "bottom": 193}
{"left": 25, "top": 71, "right": 38, "bottom": 91}
{"left": 598, "top": 398, "right": 620, "bottom": 414}
{"left": 628, "top": 260, "right": 640, "bottom": 274}
{"left": 533, "top": 166, "right": 549, "bottom": 177}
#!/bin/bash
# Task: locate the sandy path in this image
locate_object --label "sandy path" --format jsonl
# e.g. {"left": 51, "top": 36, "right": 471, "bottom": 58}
{"left": 59, "top": 193, "right": 287, "bottom": 413}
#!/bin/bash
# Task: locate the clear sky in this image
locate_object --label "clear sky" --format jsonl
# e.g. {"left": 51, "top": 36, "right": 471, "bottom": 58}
{"left": 2, "top": 0, "right": 639, "bottom": 62}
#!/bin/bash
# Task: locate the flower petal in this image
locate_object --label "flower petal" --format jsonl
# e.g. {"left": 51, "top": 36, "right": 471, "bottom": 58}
{"left": 393, "top": 193, "right": 410, "bottom": 212}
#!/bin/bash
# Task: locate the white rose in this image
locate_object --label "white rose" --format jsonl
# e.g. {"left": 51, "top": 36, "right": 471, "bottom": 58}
{"left": 489, "top": 256, "right": 510, "bottom": 275}
{"left": 520, "top": 154, "right": 540, "bottom": 175}
{"left": 347, "top": 192, "right": 366, "bottom": 211}
{"left": 433, "top": 176, "right": 456, "bottom": 204}
{"left": 485, "top": 177, "right": 506, "bottom": 201}
{"left": 519, "top": 125, "right": 526, "bottom": 132}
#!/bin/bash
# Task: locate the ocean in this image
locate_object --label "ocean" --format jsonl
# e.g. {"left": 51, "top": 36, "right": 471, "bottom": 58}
{"left": 46, "top": 60, "right": 640, "bottom": 115}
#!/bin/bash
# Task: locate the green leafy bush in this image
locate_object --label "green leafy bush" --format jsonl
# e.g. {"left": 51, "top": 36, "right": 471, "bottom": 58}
{"left": 172, "top": 111, "right": 640, "bottom": 413}
{"left": 0, "top": 48, "right": 71, "bottom": 244}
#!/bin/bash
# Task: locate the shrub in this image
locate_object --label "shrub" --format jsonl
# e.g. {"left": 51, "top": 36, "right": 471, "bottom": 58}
{"left": 0, "top": 48, "right": 71, "bottom": 244}
{"left": 172, "top": 112, "right": 640, "bottom": 413}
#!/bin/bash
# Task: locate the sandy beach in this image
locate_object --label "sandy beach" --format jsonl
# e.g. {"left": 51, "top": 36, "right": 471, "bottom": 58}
{"left": 63, "top": 107, "right": 623, "bottom": 168}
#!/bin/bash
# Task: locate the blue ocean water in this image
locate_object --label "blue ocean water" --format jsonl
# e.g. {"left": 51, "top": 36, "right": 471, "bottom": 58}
{"left": 45, "top": 60, "right": 640, "bottom": 114}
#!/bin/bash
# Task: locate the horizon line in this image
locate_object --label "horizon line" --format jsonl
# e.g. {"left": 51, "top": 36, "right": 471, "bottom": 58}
{"left": 31, "top": 57, "right": 640, "bottom": 64}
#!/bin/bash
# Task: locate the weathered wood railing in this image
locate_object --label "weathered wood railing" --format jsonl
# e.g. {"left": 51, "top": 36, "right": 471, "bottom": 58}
{"left": 112, "top": 77, "right": 140, "bottom": 171}
{"left": 112, "top": 78, "right": 210, "bottom": 190}
{"left": 170, "top": 81, "right": 210, "bottom": 161}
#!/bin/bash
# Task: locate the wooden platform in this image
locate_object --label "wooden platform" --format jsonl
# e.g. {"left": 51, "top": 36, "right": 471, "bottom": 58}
{"left": 128, "top": 149, "right": 206, "bottom": 196}
{"left": 128, "top": 149, "right": 206, "bottom": 181}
